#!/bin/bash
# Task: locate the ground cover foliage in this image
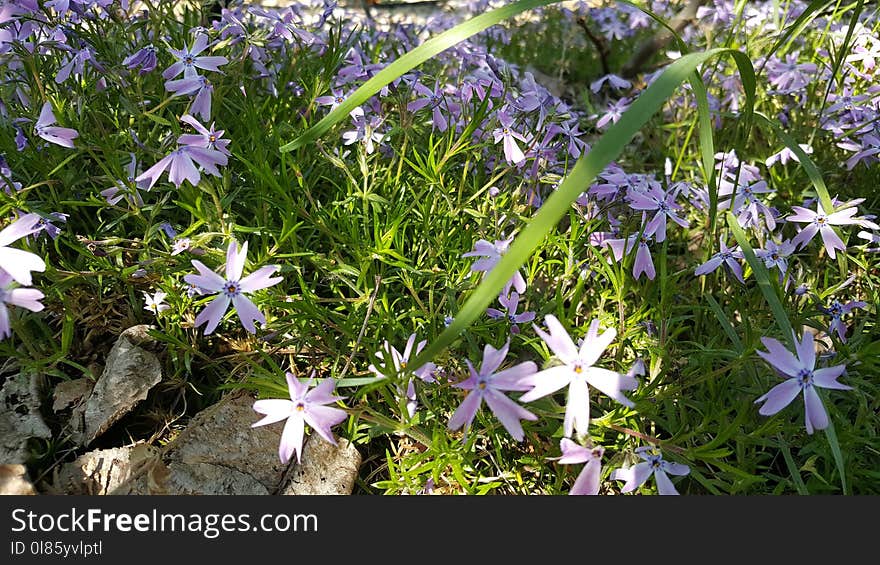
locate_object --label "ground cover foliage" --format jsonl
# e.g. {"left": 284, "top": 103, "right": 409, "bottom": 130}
{"left": 1, "top": 0, "right": 878, "bottom": 494}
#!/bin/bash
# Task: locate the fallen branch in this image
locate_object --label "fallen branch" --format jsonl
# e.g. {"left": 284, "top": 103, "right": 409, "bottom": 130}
{"left": 621, "top": 0, "right": 706, "bottom": 79}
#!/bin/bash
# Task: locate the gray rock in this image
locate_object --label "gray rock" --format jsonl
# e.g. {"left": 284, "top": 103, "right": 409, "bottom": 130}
{"left": 115, "top": 391, "right": 289, "bottom": 495}
{"left": 0, "top": 464, "right": 37, "bottom": 495}
{"left": 52, "top": 378, "right": 93, "bottom": 412}
{"left": 280, "top": 437, "right": 362, "bottom": 495}
{"left": 0, "top": 371, "right": 51, "bottom": 464}
{"left": 72, "top": 325, "right": 162, "bottom": 446}
{"left": 55, "top": 443, "right": 160, "bottom": 495}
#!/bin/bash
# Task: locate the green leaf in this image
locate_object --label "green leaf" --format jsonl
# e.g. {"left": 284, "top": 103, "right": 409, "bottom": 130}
{"left": 725, "top": 213, "right": 795, "bottom": 348}
{"left": 410, "top": 48, "right": 756, "bottom": 370}
{"left": 823, "top": 419, "right": 849, "bottom": 495}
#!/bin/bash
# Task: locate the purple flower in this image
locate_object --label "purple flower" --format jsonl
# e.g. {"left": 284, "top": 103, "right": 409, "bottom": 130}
{"left": 315, "top": 88, "right": 363, "bottom": 118}
{"left": 755, "top": 331, "right": 852, "bottom": 434}
{"left": 183, "top": 240, "right": 282, "bottom": 335}
{"left": 694, "top": 239, "right": 744, "bottom": 283}
{"left": 0, "top": 267, "right": 45, "bottom": 340}
{"left": 626, "top": 183, "right": 690, "bottom": 242}
{"left": 486, "top": 291, "right": 535, "bottom": 334}
{"left": 821, "top": 299, "right": 867, "bottom": 343}
{"left": 55, "top": 46, "right": 93, "bottom": 84}
{"left": 756, "top": 238, "right": 796, "bottom": 278}
{"left": 519, "top": 315, "right": 638, "bottom": 437}
{"left": 0, "top": 156, "right": 21, "bottom": 194}
{"left": 595, "top": 97, "right": 631, "bottom": 129}
{"left": 33, "top": 102, "right": 78, "bottom": 149}
{"left": 447, "top": 339, "right": 538, "bottom": 441}
{"left": 765, "top": 144, "right": 812, "bottom": 168}
{"left": 162, "top": 33, "right": 227, "bottom": 80}
{"left": 590, "top": 74, "right": 631, "bottom": 93}
{"left": 143, "top": 290, "right": 170, "bottom": 315}
{"left": 788, "top": 203, "right": 861, "bottom": 259}
{"left": 123, "top": 44, "right": 158, "bottom": 75}
{"left": 554, "top": 438, "right": 604, "bottom": 495}
{"left": 178, "top": 114, "right": 231, "bottom": 156}
{"left": 462, "top": 236, "right": 527, "bottom": 296}
{"left": 407, "top": 80, "right": 458, "bottom": 132}
{"left": 611, "top": 446, "right": 690, "bottom": 495}
{"left": 101, "top": 153, "right": 147, "bottom": 206}
{"left": 341, "top": 115, "right": 384, "bottom": 155}
{"left": 765, "top": 53, "right": 817, "bottom": 94}
{"left": 164, "top": 74, "right": 215, "bottom": 121}
{"left": 135, "top": 145, "right": 227, "bottom": 189}
{"left": 252, "top": 372, "right": 348, "bottom": 464}
{"left": 491, "top": 110, "right": 528, "bottom": 165}
{"left": 603, "top": 223, "right": 659, "bottom": 281}
{"left": 0, "top": 214, "right": 45, "bottom": 286}
{"left": 28, "top": 212, "right": 67, "bottom": 241}
{"left": 367, "top": 333, "right": 438, "bottom": 418}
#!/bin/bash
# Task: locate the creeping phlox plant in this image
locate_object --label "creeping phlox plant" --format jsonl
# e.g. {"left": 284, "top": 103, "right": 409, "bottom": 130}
{"left": 0, "top": 0, "right": 877, "bottom": 495}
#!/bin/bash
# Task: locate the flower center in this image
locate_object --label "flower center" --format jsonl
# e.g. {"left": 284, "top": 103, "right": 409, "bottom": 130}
{"left": 184, "top": 55, "right": 195, "bottom": 65}
{"left": 572, "top": 362, "right": 583, "bottom": 374}
{"left": 815, "top": 215, "right": 827, "bottom": 226}
{"left": 400, "top": 361, "right": 407, "bottom": 369}
{"left": 797, "top": 368, "right": 814, "bottom": 387}
{"left": 208, "top": 134, "right": 216, "bottom": 143}
{"left": 294, "top": 402, "right": 305, "bottom": 412}
{"left": 477, "top": 380, "right": 487, "bottom": 390}
{"left": 223, "top": 281, "right": 240, "bottom": 297}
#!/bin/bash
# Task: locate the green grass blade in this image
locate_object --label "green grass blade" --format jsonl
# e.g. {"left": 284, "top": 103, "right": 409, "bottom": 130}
{"left": 753, "top": 112, "right": 833, "bottom": 214}
{"left": 705, "top": 294, "right": 742, "bottom": 351}
{"left": 778, "top": 434, "right": 810, "bottom": 495}
{"left": 725, "top": 212, "right": 795, "bottom": 348}
{"left": 409, "top": 48, "right": 757, "bottom": 370}
{"left": 824, "top": 419, "right": 849, "bottom": 495}
{"left": 279, "top": 0, "right": 558, "bottom": 153}
{"left": 755, "top": 0, "right": 836, "bottom": 77}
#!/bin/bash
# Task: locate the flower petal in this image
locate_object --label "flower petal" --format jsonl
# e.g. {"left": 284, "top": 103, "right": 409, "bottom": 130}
{"left": 533, "top": 314, "right": 577, "bottom": 363}
{"left": 448, "top": 390, "right": 482, "bottom": 434}
{"left": 239, "top": 265, "right": 282, "bottom": 292}
{"left": 0, "top": 247, "right": 45, "bottom": 286}
{"left": 279, "top": 413, "right": 305, "bottom": 464}
{"left": 251, "top": 399, "right": 294, "bottom": 427}
{"left": 795, "top": 331, "right": 816, "bottom": 371}
{"left": 755, "top": 378, "right": 801, "bottom": 416}
{"left": 570, "top": 459, "right": 602, "bottom": 495}
{"left": 812, "top": 365, "right": 852, "bottom": 390}
{"left": 803, "top": 386, "right": 828, "bottom": 435}
{"left": 654, "top": 470, "right": 680, "bottom": 495}
{"left": 518, "top": 365, "right": 573, "bottom": 402}
{"left": 483, "top": 388, "right": 537, "bottom": 442}
{"left": 194, "top": 294, "right": 230, "bottom": 335}
{"left": 232, "top": 293, "right": 265, "bottom": 334}
{"left": 303, "top": 404, "right": 347, "bottom": 446}
{"left": 756, "top": 337, "right": 802, "bottom": 377}
{"left": 578, "top": 324, "right": 616, "bottom": 367}
{"left": 563, "top": 377, "right": 590, "bottom": 438}
{"left": 0, "top": 213, "right": 41, "bottom": 246}
{"left": 582, "top": 367, "right": 637, "bottom": 407}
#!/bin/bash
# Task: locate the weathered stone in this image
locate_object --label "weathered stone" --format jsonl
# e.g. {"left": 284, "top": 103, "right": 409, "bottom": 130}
{"left": 72, "top": 325, "right": 162, "bottom": 445}
{"left": 56, "top": 443, "right": 160, "bottom": 495}
{"left": 52, "top": 378, "right": 93, "bottom": 412}
{"left": 0, "top": 464, "right": 37, "bottom": 495}
{"left": 115, "top": 391, "right": 289, "bottom": 495}
{"left": 281, "top": 437, "right": 362, "bottom": 495}
{"left": 0, "top": 371, "right": 51, "bottom": 464}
